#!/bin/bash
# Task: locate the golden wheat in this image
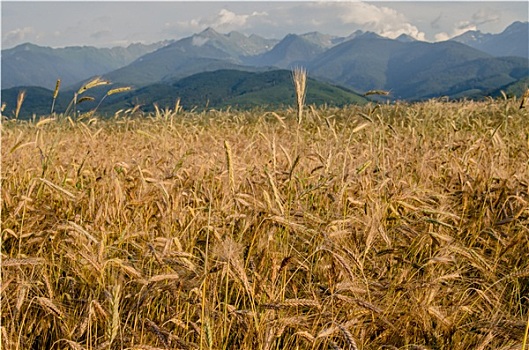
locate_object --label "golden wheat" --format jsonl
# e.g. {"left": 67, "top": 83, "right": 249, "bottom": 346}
{"left": 14, "top": 89, "right": 26, "bottom": 120}
{"left": 292, "top": 67, "right": 307, "bottom": 124}
{"left": 106, "top": 86, "right": 132, "bottom": 96}
{"left": 1, "top": 99, "right": 528, "bottom": 349}
{"left": 520, "top": 88, "right": 529, "bottom": 109}
{"left": 77, "top": 77, "right": 110, "bottom": 95}
{"left": 50, "top": 79, "right": 61, "bottom": 114}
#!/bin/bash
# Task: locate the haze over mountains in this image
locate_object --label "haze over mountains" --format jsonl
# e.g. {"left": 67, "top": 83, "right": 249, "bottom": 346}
{"left": 1, "top": 41, "right": 171, "bottom": 89}
{"left": 1, "top": 21, "right": 528, "bottom": 115}
{"left": 450, "top": 21, "right": 529, "bottom": 58}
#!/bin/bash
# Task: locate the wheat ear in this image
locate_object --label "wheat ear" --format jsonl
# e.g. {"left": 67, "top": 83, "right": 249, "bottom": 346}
{"left": 15, "top": 90, "right": 26, "bottom": 120}
{"left": 520, "top": 88, "right": 529, "bottom": 109}
{"left": 92, "top": 86, "right": 132, "bottom": 115}
{"left": 224, "top": 140, "right": 235, "bottom": 195}
{"left": 292, "top": 67, "right": 307, "bottom": 124}
{"left": 65, "top": 77, "right": 111, "bottom": 117}
{"left": 51, "top": 79, "right": 61, "bottom": 114}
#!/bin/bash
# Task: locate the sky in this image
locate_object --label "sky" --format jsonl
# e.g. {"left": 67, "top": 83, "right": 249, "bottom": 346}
{"left": 1, "top": 1, "right": 528, "bottom": 49}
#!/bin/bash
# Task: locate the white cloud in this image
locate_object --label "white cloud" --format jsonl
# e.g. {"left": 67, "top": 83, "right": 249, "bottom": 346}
{"left": 434, "top": 32, "right": 450, "bottom": 42}
{"left": 3, "top": 27, "right": 35, "bottom": 46}
{"left": 172, "top": 9, "right": 268, "bottom": 33}
{"left": 303, "top": 2, "right": 426, "bottom": 40}
{"left": 434, "top": 8, "right": 502, "bottom": 41}
{"left": 434, "top": 20, "right": 480, "bottom": 41}
{"left": 472, "top": 8, "right": 500, "bottom": 26}
{"left": 213, "top": 9, "right": 248, "bottom": 28}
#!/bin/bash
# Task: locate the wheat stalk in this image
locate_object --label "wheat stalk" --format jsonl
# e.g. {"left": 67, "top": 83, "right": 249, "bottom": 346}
{"left": 15, "top": 90, "right": 26, "bottom": 120}
{"left": 224, "top": 140, "right": 235, "bottom": 196}
{"left": 2, "top": 100, "right": 529, "bottom": 348}
{"left": 265, "top": 170, "right": 284, "bottom": 214}
{"left": 77, "top": 77, "right": 110, "bottom": 95}
{"left": 522, "top": 314, "right": 529, "bottom": 350}
{"left": 520, "top": 88, "right": 529, "bottom": 109}
{"left": 36, "top": 297, "right": 64, "bottom": 319}
{"left": 92, "top": 86, "right": 132, "bottom": 115}
{"left": 51, "top": 79, "right": 61, "bottom": 114}
{"left": 174, "top": 98, "right": 182, "bottom": 114}
{"left": 77, "top": 96, "right": 95, "bottom": 104}
{"left": 65, "top": 77, "right": 111, "bottom": 117}
{"left": 107, "top": 86, "right": 132, "bottom": 96}
{"left": 107, "top": 284, "right": 121, "bottom": 345}
{"left": 292, "top": 67, "right": 307, "bottom": 124}
{"left": 364, "top": 89, "right": 390, "bottom": 96}
{"left": 2, "top": 258, "right": 44, "bottom": 267}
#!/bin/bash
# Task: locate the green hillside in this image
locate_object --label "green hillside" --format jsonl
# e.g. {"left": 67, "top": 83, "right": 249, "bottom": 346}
{"left": 1, "top": 69, "right": 369, "bottom": 118}
{"left": 1, "top": 86, "right": 71, "bottom": 118}
{"left": 101, "top": 69, "right": 369, "bottom": 112}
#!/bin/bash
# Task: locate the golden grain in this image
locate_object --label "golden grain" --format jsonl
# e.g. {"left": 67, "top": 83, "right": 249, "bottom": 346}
{"left": 77, "top": 96, "right": 95, "bottom": 104}
{"left": 15, "top": 89, "right": 26, "bottom": 119}
{"left": 77, "top": 77, "right": 110, "bottom": 95}
{"left": 2, "top": 100, "right": 528, "bottom": 349}
{"left": 292, "top": 67, "right": 307, "bottom": 124}
{"left": 106, "top": 86, "right": 132, "bottom": 96}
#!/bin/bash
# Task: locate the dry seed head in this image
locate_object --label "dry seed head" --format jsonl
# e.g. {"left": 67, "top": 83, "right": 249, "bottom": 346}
{"left": 338, "top": 324, "right": 359, "bottom": 350}
{"left": 145, "top": 319, "right": 170, "bottom": 348}
{"left": 364, "top": 89, "right": 390, "bottom": 96}
{"left": 107, "top": 284, "right": 121, "bottom": 345}
{"left": 16, "top": 285, "right": 28, "bottom": 313}
{"left": 294, "top": 331, "right": 315, "bottom": 342}
{"left": 224, "top": 140, "right": 235, "bottom": 194}
{"left": 148, "top": 274, "right": 180, "bottom": 283}
{"left": 17, "top": 90, "right": 26, "bottom": 106}
{"left": 15, "top": 89, "right": 26, "bottom": 119}
{"left": 91, "top": 300, "right": 108, "bottom": 320}
{"left": 37, "top": 296, "right": 65, "bottom": 319}
{"left": 292, "top": 66, "right": 307, "bottom": 124}
{"left": 174, "top": 97, "right": 181, "bottom": 113}
{"left": 2, "top": 258, "right": 44, "bottom": 267}
{"left": 107, "top": 86, "right": 132, "bottom": 96}
{"left": 292, "top": 67, "right": 307, "bottom": 102}
{"left": 77, "top": 96, "right": 95, "bottom": 104}
{"left": 78, "top": 77, "right": 111, "bottom": 94}
{"left": 53, "top": 79, "right": 61, "bottom": 98}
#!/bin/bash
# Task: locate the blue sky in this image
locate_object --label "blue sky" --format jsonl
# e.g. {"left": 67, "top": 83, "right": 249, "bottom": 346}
{"left": 2, "top": 1, "right": 528, "bottom": 48}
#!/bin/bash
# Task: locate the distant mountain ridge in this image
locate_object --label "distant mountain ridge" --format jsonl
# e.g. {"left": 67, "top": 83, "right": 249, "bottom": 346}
{"left": 306, "top": 34, "right": 526, "bottom": 100}
{"left": 450, "top": 21, "right": 529, "bottom": 58}
{"left": 245, "top": 33, "right": 329, "bottom": 68}
{"left": 101, "top": 28, "right": 281, "bottom": 86}
{"left": 2, "top": 21, "right": 528, "bottom": 108}
{"left": 1, "top": 41, "right": 171, "bottom": 89}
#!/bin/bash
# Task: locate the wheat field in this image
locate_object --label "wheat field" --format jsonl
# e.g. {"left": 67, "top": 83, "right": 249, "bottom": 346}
{"left": 1, "top": 99, "right": 529, "bottom": 349}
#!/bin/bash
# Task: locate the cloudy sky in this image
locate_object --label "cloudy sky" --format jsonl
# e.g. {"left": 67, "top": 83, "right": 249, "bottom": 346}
{"left": 2, "top": 1, "right": 528, "bottom": 49}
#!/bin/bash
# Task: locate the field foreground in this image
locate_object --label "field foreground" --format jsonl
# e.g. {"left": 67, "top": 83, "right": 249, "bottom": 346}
{"left": 2, "top": 100, "right": 529, "bottom": 349}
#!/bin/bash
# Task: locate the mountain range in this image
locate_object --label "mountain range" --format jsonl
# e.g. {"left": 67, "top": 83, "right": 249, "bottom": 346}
{"left": 1, "top": 21, "right": 528, "bottom": 116}
{"left": 1, "top": 41, "right": 171, "bottom": 89}
{"left": 451, "top": 21, "right": 528, "bottom": 58}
